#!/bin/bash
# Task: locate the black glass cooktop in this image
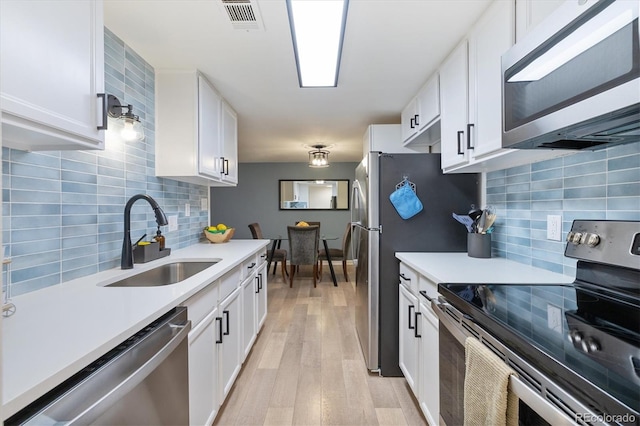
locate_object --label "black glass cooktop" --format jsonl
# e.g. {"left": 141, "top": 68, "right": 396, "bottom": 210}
{"left": 438, "top": 280, "right": 640, "bottom": 421}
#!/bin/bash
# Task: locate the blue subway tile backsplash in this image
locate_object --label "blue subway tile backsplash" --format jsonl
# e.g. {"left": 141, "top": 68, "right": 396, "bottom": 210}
{"left": 487, "top": 143, "right": 640, "bottom": 276}
{"left": 2, "top": 28, "right": 208, "bottom": 296}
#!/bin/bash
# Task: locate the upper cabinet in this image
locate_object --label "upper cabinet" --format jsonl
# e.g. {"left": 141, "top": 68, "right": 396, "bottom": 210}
{"left": 440, "top": 0, "right": 569, "bottom": 173}
{"left": 156, "top": 71, "right": 238, "bottom": 186}
{"left": 1, "top": 0, "right": 105, "bottom": 151}
{"left": 401, "top": 74, "right": 440, "bottom": 146}
{"left": 515, "top": 0, "right": 564, "bottom": 42}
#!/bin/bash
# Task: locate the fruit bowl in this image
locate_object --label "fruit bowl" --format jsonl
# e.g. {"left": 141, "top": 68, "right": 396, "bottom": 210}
{"left": 204, "top": 227, "right": 235, "bottom": 243}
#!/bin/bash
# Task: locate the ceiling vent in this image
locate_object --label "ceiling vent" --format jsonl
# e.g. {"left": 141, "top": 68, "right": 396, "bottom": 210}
{"left": 221, "top": 0, "right": 264, "bottom": 31}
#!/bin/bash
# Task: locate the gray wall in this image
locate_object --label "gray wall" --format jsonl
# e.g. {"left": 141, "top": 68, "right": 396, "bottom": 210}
{"left": 210, "top": 162, "right": 358, "bottom": 251}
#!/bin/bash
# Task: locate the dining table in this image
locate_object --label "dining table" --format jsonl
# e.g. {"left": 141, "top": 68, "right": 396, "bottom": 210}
{"left": 266, "top": 235, "right": 339, "bottom": 287}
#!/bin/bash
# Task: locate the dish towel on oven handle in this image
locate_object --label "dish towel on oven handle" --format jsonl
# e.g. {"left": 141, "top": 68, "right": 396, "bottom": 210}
{"left": 389, "top": 180, "right": 423, "bottom": 219}
{"left": 464, "top": 337, "right": 519, "bottom": 426}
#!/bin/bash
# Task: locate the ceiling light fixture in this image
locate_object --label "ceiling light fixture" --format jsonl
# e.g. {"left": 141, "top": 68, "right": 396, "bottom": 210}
{"left": 286, "top": 0, "right": 349, "bottom": 87}
{"left": 106, "top": 94, "right": 145, "bottom": 142}
{"left": 308, "top": 145, "right": 330, "bottom": 168}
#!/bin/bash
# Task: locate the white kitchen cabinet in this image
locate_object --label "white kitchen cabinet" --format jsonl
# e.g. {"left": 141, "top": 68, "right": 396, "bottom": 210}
{"left": 440, "top": 0, "right": 569, "bottom": 173}
{"left": 399, "top": 261, "right": 440, "bottom": 424}
{"left": 255, "top": 262, "right": 267, "bottom": 331}
{"left": 399, "top": 284, "right": 420, "bottom": 395}
{"left": 219, "top": 287, "right": 242, "bottom": 399}
{"left": 156, "top": 70, "right": 238, "bottom": 186}
{"left": 515, "top": 0, "right": 564, "bottom": 42}
{"left": 440, "top": 40, "right": 470, "bottom": 171}
{"left": 401, "top": 74, "right": 440, "bottom": 146}
{"left": 1, "top": 0, "right": 105, "bottom": 151}
{"left": 419, "top": 299, "right": 439, "bottom": 426}
{"left": 241, "top": 264, "right": 257, "bottom": 361}
{"left": 188, "top": 308, "right": 219, "bottom": 426}
{"left": 220, "top": 100, "right": 239, "bottom": 185}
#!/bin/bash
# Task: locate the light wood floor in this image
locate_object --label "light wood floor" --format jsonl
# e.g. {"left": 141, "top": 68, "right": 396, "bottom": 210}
{"left": 214, "top": 264, "right": 427, "bottom": 426}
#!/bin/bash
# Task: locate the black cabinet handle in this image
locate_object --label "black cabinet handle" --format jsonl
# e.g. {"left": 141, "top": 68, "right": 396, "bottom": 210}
{"left": 247, "top": 262, "right": 256, "bottom": 270}
{"left": 258, "top": 274, "right": 263, "bottom": 290}
{"left": 414, "top": 114, "right": 419, "bottom": 127}
{"left": 97, "top": 93, "right": 108, "bottom": 130}
{"left": 221, "top": 157, "right": 229, "bottom": 175}
{"left": 467, "top": 123, "right": 475, "bottom": 149}
{"left": 457, "top": 131, "right": 464, "bottom": 155}
{"left": 410, "top": 117, "right": 415, "bottom": 129}
{"left": 215, "top": 317, "right": 223, "bottom": 344}
{"left": 255, "top": 276, "right": 260, "bottom": 294}
{"left": 408, "top": 304, "right": 415, "bottom": 330}
{"left": 415, "top": 312, "right": 422, "bottom": 338}
{"left": 399, "top": 273, "right": 410, "bottom": 282}
{"left": 223, "top": 310, "right": 230, "bottom": 336}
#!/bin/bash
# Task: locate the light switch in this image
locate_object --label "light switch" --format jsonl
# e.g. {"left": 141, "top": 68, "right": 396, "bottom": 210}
{"left": 168, "top": 215, "right": 178, "bottom": 232}
{"left": 185, "top": 203, "right": 190, "bottom": 217}
{"left": 547, "top": 215, "right": 562, "bottom": 241}
{"left": 201, "top": 198, "right": 208, "bottom": 210}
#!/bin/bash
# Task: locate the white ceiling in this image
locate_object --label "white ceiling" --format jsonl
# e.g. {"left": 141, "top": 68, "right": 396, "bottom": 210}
{"left": 104, "top": 0, "right": 492, "bottom": 163}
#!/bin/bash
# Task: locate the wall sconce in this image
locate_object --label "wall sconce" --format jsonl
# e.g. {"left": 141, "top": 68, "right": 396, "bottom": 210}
{"left": 105, "top": 94, "right": 145, "bottom": 142}
{"left": 308, "top": 145, "right": 330, "bottom": 168}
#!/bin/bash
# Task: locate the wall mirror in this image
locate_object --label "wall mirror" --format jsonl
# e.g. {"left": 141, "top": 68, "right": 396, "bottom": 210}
{"left": 279, "top": 179, "right": 350, "bottom": 210}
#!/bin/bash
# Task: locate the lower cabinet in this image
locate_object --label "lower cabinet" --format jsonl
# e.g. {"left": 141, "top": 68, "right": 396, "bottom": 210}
{"left": 183, "top": 249, "right": 269, "bottom": 425}
{"left": 419, "top": 300, "right": 439, "bottom": 426}
{"left": 256, "top": 263, "right": 267, "bottom": 331}
{"left": 188, "top": 308, "right": 219, "bottom": 426}
{"left": 219, "top": 287, "right": 242, "bottom": 399}
{"left": 399, "top": 262, "right": 440, "bottom": 424}
{"left": 399, "top": 284, "right": 420, "bottom": 394}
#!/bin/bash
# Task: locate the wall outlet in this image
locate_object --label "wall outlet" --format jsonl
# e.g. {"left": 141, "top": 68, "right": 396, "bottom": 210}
{"left": 201, "top": 198, "right": 208, "bottom": 210}
{"left": 547, "top": 303, "right": 562, "bottom": 334}
{"left": 168, "top": 215, "right": 178, "bottom": 232}
{"left": 547, "top": 215, "right": 562, "bottom": 241}
{"left": 185, "top": 203, "right": 190, "bottom": 217}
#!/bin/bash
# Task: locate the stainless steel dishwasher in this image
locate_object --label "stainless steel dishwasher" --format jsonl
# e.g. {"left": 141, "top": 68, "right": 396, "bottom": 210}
{"left": 6, "top": 307, "right": 191, "bottom": 425}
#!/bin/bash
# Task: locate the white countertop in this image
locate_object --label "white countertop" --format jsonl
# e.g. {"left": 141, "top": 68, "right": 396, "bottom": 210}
{"left": 395, "top": 252, "right": 574, "bottom": 284}
{"left": 1, "top": 239, "right": 269, "bottom": 419}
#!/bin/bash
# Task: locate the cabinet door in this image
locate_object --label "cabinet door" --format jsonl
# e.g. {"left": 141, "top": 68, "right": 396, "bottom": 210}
{"left": 241, "top": 273, "right": 256, "bottom": 361}
{"left": 440, "top": 41, "right": 470, "bottom": 170}
{"left": 401, "top": 99, "right": 419, "bottom": 143}
{"left": 416, "top": 74, "right": 440, "bottom": 132}
{"left": 219, "top": 287, "right": 242, "bottom": 399}
{"left": 198, "top": 75, "right": 222, "bottom": 179}
{"left": 399, "top": 284, "right": 419, "bottom": 395}
{"left": 515, "top": 0, "right": 564, "bottom": 42}
{"left": 1, "top": 0, "right": 105, "bottom": 151}
{"left": 188, "top": 308, "right": 219, "bottom": 426}
{"left": 220, "top": 100, "right": 238, "bottom": 184}
{"left": 255, "top": 263, "right": 268, "bottom": 331}
{"left": 468, "top": 0, "right": 514, "bottom": 158}
{"left": 419, "top": 301, "right": 439, "bottom": 426}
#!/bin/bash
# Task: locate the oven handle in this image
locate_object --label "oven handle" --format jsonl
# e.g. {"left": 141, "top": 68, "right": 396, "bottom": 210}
{"left": 430, "top": 297, "right": 597, "bottom": 426}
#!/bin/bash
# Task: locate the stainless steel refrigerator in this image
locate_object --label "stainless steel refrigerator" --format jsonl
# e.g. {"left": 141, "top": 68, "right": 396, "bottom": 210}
{"left": 352, "top": 153, "right": 478, "bottom": 376}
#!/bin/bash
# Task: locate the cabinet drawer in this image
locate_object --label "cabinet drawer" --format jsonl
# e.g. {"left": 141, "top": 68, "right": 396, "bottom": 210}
{"left": 419, "top": 274, "right": 439, "bottom": 302}
{"left": 182, "top": 281, "right": 218, "bottom": 327}
{"left": 219, "top": 266, "right": 241, "bottom": 301}
{"left": 243, "top": 256, "right": 259, "bottom": 279}
{"left": 399, "top": 263, "right": 419, "bottom": 294}
{"left": 256, "top": 249, "right": 268, "bottom": 267}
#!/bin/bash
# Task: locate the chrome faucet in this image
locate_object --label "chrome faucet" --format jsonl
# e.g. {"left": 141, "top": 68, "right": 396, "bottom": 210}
{"left": 122, "top": 194, "right": 168, "bottom": 269}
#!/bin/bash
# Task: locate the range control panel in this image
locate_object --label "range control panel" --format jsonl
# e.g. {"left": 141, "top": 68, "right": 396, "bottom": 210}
{"left": 565, "top": 220, "right": 640, "bottom": 270}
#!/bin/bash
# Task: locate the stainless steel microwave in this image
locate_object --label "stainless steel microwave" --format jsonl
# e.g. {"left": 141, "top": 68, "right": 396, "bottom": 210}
{"left": 502, "top": 0, "right": 640, "bottom": 150}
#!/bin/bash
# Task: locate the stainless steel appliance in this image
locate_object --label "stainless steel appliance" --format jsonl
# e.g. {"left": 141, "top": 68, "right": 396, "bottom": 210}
{"left": 6, "top": 307, "right": 191, "bottom": 425}
{"left": 502, "top": 0, "right": 640, "bottom": 150}
{"left": 352, "top": 153, "right": 478, "bottom": 375}
{"left": 433, "top": 220, "right": 639, "bottom": 425}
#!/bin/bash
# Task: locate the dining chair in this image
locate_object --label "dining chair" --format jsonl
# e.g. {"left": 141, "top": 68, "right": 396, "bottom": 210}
{"left": 248, "top": 222, "right": 288, "bottom": 281}
{"left": 287, "top": 225, "right": 320, "bottom": 288}
{"left": 318, "top": 222, "right": 352, "bottom": 282}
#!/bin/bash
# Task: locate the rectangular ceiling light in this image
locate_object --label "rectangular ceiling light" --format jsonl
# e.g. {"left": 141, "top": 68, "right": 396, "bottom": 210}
{"left": 287, "top": 0, "right": 349, "bottom": 87}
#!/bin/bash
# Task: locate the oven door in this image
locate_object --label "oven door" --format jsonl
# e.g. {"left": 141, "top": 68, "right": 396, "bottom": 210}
{"left": 433, "top": 298, "right": 600, "bottom": 426}
{"left": 501, "top": 0, "right": 640, "bottom": 150}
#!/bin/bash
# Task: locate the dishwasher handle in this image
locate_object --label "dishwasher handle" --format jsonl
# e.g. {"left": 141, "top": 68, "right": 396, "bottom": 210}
{"left": 68, "top": 316, "right": 191, "bottom": 425}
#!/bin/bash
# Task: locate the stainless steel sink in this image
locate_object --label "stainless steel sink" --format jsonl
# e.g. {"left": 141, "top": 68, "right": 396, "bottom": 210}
{"left": 106, "top": 261, "right": 220, "bottom": 287}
